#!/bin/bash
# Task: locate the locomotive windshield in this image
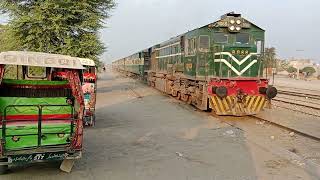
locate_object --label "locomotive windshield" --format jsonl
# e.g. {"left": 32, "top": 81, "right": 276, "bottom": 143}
{"left": 213, "top": 33, "right": 228, "bottom": 43}
{"left": 235, "top": 33, "right": 250, "bottom": 44}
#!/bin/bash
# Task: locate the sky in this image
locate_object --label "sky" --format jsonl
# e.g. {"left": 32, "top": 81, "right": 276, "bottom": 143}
{"left": 100, "top": 0, "right": 320, "bottom": 63}
{"left": 1, "top": 0, "right": 319, "bottom": 63}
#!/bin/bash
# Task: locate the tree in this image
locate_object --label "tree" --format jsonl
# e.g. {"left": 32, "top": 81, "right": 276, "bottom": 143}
{"left": 301, "top": 66, "right": 316, "bottom": 76}
{"left": 0, "top": 0, "right": 115, "bottom": 62}
{"left": 287, "top": 66, "right": 297, "bottom": 73}
{"left": 0, "top": 24, "right": 22, "bottom": 51}
{"left": 264, "top": 47, "right": 277, "bottom": 68}
{"left": 277, "top": 59, "right": 289, "bottom": 71}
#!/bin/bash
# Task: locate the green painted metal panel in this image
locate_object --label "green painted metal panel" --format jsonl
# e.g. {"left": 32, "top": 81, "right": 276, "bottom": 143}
{"left": 0, "top": 97, "right": 71, "bottom": 116}
{"left": 115, "top": 15, "right": 266, "bottom": 81}
{"left": 180, "top": 20, "right": 265, "bottom": 79}
{"left": 3, "top": 79, "right": 68, "bottom": 86}
{"left": 125, "top": 64, "right": 144, "bottom": 75}
{"left": 0, "top": 124, "right": 71, "bottom": 150}
{"left": 0, "top": 97, "right": 72, "bottom": 150}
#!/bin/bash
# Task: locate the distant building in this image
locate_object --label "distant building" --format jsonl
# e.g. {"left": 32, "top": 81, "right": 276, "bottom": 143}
{"left": 288, "top": 58, "right": 314, "bottom": 69}
{"left": 285, "top": 58, "right": 318, "bottom": 78}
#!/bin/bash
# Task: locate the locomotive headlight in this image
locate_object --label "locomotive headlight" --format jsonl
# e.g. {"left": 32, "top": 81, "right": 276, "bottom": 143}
{"left": 230, "top": 19, "right": 235, "bottom": 24}
{"left": 216, "top": 86, "right": 228, "bottom": 99}
{"left": 236, "top": 26, "right": 242, "bottom": 31}
{"left": 236, "top": 19, "right": 242, "bottom": 25}
{"left": 229, "top": 26, "right": 235, "bottom": 31}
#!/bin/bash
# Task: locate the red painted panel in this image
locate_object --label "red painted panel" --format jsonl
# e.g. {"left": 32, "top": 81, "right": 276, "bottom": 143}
{"left": 83, "top": 73, "right": 96, "bottom": 81}
{"left": 0, "top": 114, "right": 72, "bottom": 126}
{"left": 208, "top": 78, "right": 269, "bottom": 96}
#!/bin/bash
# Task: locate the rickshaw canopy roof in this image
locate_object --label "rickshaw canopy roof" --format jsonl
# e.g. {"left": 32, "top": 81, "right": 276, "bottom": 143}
{"left": 79, "top": 58, "right": 96, "bottom": 67}
{"left": 0, "top": 51, "right": 85, "bottom": 69}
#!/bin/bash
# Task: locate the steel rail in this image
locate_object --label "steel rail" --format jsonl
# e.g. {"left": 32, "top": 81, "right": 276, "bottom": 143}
{"left": 273, "top": 99, "right": 320, "bottom": 111}
{"left": 250, "top": 115, "right": 320, "bottom": 142}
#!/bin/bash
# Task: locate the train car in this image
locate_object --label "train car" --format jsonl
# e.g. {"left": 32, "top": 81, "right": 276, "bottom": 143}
{"left": 112, "top": 58, "right": 125, "bottom": 72}
{"left": 113, "top": 51, "right": 149, "bottom": 80}
{"left": 113, "top": 12, "right": 277, "bottom": 116}
{"left": 124, "top": 53, "right": 144, "bottom": 77}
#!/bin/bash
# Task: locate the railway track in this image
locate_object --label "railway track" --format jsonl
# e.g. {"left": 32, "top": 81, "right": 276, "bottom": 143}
{"left": 250, "top": 115, "right": 320, "bottom": 142}
{"left": 272, "top": 104, "right": 320, "bottom": 118}
{"left": 277, "top": 90, "right": 320, "bottom": 100}
{"left": 273, "top": 98, "right": 320, "bottom": 110}
{"left": 276, "top": 86, "right": 320, "bottom": 95}
{"left": 212, "top": 110, "right": 320, "bottom": 142}
{"left": 274, "top": 88, "right": 320, "bottom": 114}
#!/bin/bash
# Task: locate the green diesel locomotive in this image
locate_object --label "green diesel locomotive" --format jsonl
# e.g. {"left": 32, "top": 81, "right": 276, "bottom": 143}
{"left": 112, "top": 12, "right": 277, "bottom": 116}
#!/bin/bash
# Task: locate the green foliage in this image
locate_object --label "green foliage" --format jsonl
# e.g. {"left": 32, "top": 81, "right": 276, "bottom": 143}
{"left": 301, "top": 66, "right": 316, "bottom": 75}
{"left": 264, "top": 47, "right": 277, "bottom": 68}
{"left": 278, "top": 60, "right": 289, "bottom": 71}
{"left": 0, "top": 24, "right": 23, "bottom": 51}
{"left": 3, "top": 65, "right": 21, "bottom": 79}
{"left": 0, "top": 0, "right": 115, "bottom": 62}
{"left": 27, "top": 66, "right": 46, "bottom": 78}
{"left": 287, "top": 66, "right": 297, "bottom": 73}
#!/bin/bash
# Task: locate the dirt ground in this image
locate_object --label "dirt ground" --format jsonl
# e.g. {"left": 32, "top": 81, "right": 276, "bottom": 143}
{"left": 2, "top": 70, "right": 319, "bottom": 180}
{"left": 273, "top": 76, "right": 320, "bottom": 91}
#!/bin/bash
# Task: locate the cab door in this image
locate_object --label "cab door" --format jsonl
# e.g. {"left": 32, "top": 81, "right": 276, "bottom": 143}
{"left": 197, "top": 35, "right": 210, "bottom": 80}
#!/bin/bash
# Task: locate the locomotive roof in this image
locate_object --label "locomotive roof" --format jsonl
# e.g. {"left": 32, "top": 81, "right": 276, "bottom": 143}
{"left": 200, "top": 14, "right": 265, "bottom": 31}
{"left": 113, "top": 13, "right": 264, "bottom": 62}
{"left": 0, "top": 51, "right": 85, "bottom": 69}
{"left": 157, "top": 14, "right": 264, "bottom": 48}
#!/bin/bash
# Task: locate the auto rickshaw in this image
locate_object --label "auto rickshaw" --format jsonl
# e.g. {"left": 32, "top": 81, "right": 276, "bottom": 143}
{"left": 0, "top": 51, "right": 85, "bottom": 174}
{"left": 79, "top": 58, "right": 97, "bottom": 127}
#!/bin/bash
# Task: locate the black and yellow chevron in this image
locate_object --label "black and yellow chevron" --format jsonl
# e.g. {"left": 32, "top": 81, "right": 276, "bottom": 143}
{"left": 210, "top": 95, "right": 266, "bottom": 116}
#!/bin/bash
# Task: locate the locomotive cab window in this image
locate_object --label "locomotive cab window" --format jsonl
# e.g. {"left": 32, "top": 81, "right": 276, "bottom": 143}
{"left": 213, "top": 33, "right": 228, "bottom": 43}
{"left": 236, "top": 33, "right": 250, "bottom": 44}
{"left": 199, "top": 36, "right": 210, "bottom": 52}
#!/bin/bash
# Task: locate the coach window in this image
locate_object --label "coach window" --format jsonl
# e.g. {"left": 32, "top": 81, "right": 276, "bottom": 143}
{"left": 213, "top": 33, "right": 228, "bottom": 43}
{"left": 199, "top": 35, "right": 210, "bottom": 52}
{"left": 236, "top": 33, "right": 250, "bottom": 44}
